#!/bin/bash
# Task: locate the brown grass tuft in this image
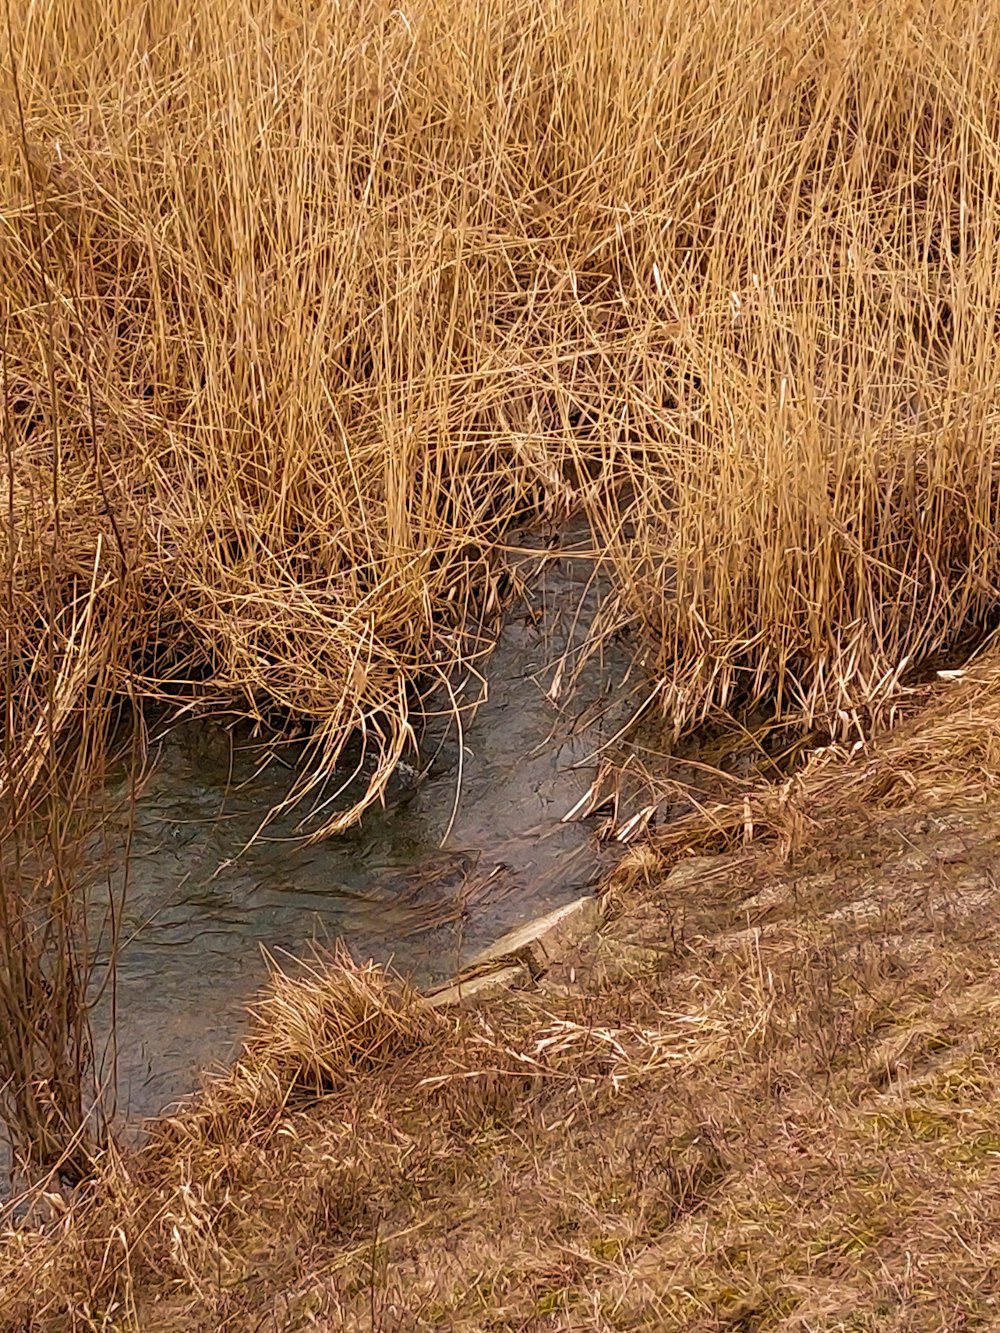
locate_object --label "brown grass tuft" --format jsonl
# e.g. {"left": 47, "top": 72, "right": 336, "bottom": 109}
{"left": 607, "top": 655, "right": 1000, "bottom": 874}
{"left": 195, "top": 944, "right": 446, "bottom": 1130}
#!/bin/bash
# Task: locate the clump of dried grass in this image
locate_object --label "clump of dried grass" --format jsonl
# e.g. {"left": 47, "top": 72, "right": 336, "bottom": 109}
{"left": 127, "top": 946, "right": 447, "bottom": 1189}
{"left": 0, "top": 944, "right": 446, "bottom": 1324}
{"left": 214, "top": 944, "right": 445, "bottom": 1118}
{"left": 607, "top": 655, "right": 1000, "bottom": 876}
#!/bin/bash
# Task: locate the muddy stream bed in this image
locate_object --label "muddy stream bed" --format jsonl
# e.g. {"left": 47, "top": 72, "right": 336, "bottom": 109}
{"left": 89, "top": 523, "right": 641, "bottom": 1124}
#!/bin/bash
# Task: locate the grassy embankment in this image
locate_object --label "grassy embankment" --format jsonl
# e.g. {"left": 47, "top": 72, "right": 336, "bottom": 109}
{"left": 4, "top": 0, "right": 1000, "bottom": 1321}
{"left": 6, "top": 664, "right": 1000, "bottom": 1327}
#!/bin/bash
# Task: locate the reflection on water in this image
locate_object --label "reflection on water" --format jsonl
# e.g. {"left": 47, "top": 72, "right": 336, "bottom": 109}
{"left": 90, "top": 522, "right": 639, "bottom": 1122}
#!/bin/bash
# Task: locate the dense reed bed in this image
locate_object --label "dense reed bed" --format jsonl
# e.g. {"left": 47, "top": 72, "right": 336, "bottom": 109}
{"left": 4, "top": 0, "right": 1000, "bottom": 812}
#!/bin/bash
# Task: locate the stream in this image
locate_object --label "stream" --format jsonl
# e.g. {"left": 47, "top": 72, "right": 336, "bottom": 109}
{"left": 89, "top": 522, "right": 640, "bottom": 1123}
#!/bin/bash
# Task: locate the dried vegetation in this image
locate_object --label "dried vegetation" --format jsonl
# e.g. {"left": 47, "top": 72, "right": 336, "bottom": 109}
{"left": 4, "top": 0, "right": 1000, "bottom": 804}
{"left": 4, "top": 0, "right": 1000, "bottom": 1321}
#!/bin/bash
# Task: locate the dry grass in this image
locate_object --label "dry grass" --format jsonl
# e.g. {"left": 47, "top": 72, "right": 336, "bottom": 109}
{"left": 609, "top": 652, "right": 1000, "bottom": 866}
{"left": 6, "top": 0, "right": 1000, "bottom": 1313}
{"left": 5, "top": 666, "right": 1000, "bottom": 1327}
{"left": 4, "top": 0, "right": 1000, "bottom": 822}
{"left": 225, "top": 944, "right": 445, "bottom": 1117}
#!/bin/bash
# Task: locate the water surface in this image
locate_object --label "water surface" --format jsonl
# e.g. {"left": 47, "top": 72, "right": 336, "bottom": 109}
{"left": 92, "top": 523, "right": 638, "bottom": 1120}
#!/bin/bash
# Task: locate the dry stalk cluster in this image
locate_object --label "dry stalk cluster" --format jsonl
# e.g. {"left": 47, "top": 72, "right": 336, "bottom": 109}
{"left": 2, "top": 0, "right": 999, "bottom": 808}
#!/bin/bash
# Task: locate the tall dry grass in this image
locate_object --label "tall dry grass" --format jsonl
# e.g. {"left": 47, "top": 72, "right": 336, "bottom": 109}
{"left": 3, "top": 0, "right": 1000, "bottom": 801}
{"left": 600, "top": 0, "right": 1000, "bottom": 736}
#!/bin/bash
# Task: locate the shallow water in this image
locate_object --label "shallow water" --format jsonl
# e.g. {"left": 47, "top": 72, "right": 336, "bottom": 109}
{"left": 90, "top": 522, "right": 639, "bottom": 1123}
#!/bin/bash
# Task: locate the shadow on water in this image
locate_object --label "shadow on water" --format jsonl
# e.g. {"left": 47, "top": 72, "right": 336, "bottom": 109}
{"left": 90, "top": 519, "right": 644, "bottom": 1124}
